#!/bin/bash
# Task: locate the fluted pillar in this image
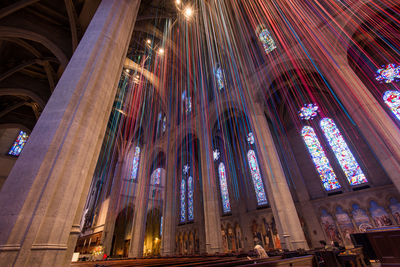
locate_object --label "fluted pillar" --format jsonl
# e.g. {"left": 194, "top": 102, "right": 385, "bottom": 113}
{"left": 0, "top": 1, "right": 140, "bottom": 266}
{"left": 101, "top": 159, "right": 124, "bottom": 256}
{"left": 250, "top": 103, "right": 309, "bottom": 250}
{"left": 129, "top": 145, "right": 150, "bottom": 258}
{"left": 197, "top": 118, "right": 223, "bottom": 254}
{"left": 160, "top": 144, "right": 177, "bottom": 256}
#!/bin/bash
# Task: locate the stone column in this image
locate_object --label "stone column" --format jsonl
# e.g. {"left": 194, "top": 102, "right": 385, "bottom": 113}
{"left": 129, "top": 145, "right": 150, "bottom": 258}
{"left": 101, "top": 158, "right": 124, "bottom": 256}
{"left": 0, "top": 1, "right": 140, "bottom": 266}
{"left": 160, "top": 144, "right": 177, "bottom": 256}
{"left": 271, "top": 123, "right": 325, "bottom": 248}
{"left": 250, "top": 103, "right": 309, "bottom": 250}
{"left": 197, "top": 120, "right": 223, "bottom": 254}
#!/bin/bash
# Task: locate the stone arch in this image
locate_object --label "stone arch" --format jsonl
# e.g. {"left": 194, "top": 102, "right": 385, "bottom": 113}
{"left": 111, "top": 205, "right": 134, "bottom": 257}
{"left": 0, "top": 26, "right": 68, "bottom": 68}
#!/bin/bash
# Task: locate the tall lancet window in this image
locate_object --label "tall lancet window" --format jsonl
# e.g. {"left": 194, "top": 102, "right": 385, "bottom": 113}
{"left": 320, "top": 118, "right": 368, "bottom": 186}
{"left": 301, "top": 126, "right": 340, "bottom": 191}
{"left": 218, "top": 163, "right": 231, "bottom": 213}
{"left": 131, "top": 146, "right": 141, "bottom": 180}
{"left": 180, "top": 179, "right": 186, "bottom": 223}
{"left": 180, "top": 164, "right": 194, "bottom": 223}
{"left": 246, "top": 132, "right": 268, "bottom": 206}
{"left": 257, "top": 25, "right": 277, "bottom": 55}
{"left": 187, "top": 175, "right": 194, "bottom": 221}
{"left": 181, "top": 91, "right": 192, "bottom": 114}
{"left": 382, "top": 90, "right": 400, "bottom": 121}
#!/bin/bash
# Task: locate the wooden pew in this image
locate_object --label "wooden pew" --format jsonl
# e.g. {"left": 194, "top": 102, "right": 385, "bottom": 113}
{"left": 239, "top": 255, "right": 314, "bottom": 267}
{"left": 200, "top": 256, "right": 283, "bottom": 267}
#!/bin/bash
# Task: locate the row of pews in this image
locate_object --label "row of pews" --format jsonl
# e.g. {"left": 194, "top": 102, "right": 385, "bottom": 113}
{"left": 71, "top": 254, "right": 315, "bottom": 267}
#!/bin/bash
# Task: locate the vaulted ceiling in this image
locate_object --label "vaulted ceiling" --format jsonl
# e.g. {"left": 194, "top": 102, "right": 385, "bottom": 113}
{"left": 0, "top": 0, "right": 176, "bottom": 130}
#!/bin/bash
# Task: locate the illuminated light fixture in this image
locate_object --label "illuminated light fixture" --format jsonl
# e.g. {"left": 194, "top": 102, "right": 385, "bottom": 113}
{"left": 115, "top": 108, "right": 127, "bottom": 115}
{"left": 176, "top": 0, "right": 181, "bottom": 5}
{"left": 133, "top": 74, "right": 140, "bottom": 84}
{"left": 158, "top": 48, "right": 165, "bottom": 55}
{"left": 146, "top": 39, "right": 151, "bottom": 44}
{"left": 184, "top": 6, "right": 193, "bottom": 19}
{"left": 124, "top": 68, "right": 130, "bottom": 74}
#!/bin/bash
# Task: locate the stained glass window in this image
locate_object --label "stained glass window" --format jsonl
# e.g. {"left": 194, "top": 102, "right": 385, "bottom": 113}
{"left": 182, "top": 91, "right": 192, "bottom": 114}
{"left": 180, "top": 179, "right": 186, "bottom": 223}
{"left": 258, "top": 26, "right": 277, "bottom": 55}
{"left": 131, "top": 146, "right": 141, "bottom": 180}
{"left": 162, "top": 116, "right": 167, "bottom": 132}
{"left": 383, "top": 90, "right": 400, "bottom": 121}
{"left": 320, "top": 118, "right": 367, "bottom": 186}
{"left": 215, "top": 67, "right": 225, "bottom": 90}
{"left": 151, "top": 168, "right": 161, "bottom": 185}
{"left": 247, "top": 150, "right": 268, "bottom": 205}
{"left": 218, "top": 163, "right": 231, "bottom": 213}
{"left": 247, "top": 132, "right": 255, "bottom": 145}
{"left": 376, "top": 63, "right": 400, "bottom": 83}
{"left": 8, "top": 130, "right": 29, "bottom": 156}
{"left": 187, "top": 176, "right": 194, "bottom": 221}
{"left": 299, "top": 104, "right": 318, "bottom": 120}
{"left": 301, "top": 126, "right": 341, "bottom": 191}
{"left": 213, "top": 149, "right": 220, "bottom": 161}
{"left": 183, "top": 164, "right": 190, "bottom": 175}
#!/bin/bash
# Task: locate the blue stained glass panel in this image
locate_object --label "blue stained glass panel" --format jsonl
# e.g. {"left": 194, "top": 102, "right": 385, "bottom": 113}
{"left": 301, "top": 126, "right": 341, "bottom": 191}
{"left": 320, "top": 118, "right": 367, "bottom": 186}
{"left": 218, "top": 163, "right": 231, "bottom": 213}
{"left": 180, "top": 179, "right": 186, "bottom": 223}
{"left": 383, "top": 90, "right": 400, "bottom": 121}
{"left": 8, "top": 130, "right": 29, "bottom": 156}
{"left": 187, "top": 176, "right": 194, "bottom": 221}
{"left": 151, "top": 168, "right": 161, "bottom": 185}
{"left": 247, "top": 150, "right": 268, "bottom": 205}
{"left": 131, "top": 146, "right": 141, "bottom": 180}
{"left": 215, "top": 67, "right": 224, "bottom": 90}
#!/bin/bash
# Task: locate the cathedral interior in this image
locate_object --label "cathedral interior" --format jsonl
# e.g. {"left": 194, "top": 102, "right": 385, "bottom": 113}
{"left": 0, "top": 0, "right": 400, "bottom": 266}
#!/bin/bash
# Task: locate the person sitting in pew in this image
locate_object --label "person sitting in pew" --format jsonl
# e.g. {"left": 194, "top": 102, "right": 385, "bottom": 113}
{"left": 246, "top": 245, "right": 269, "bottom": 260}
